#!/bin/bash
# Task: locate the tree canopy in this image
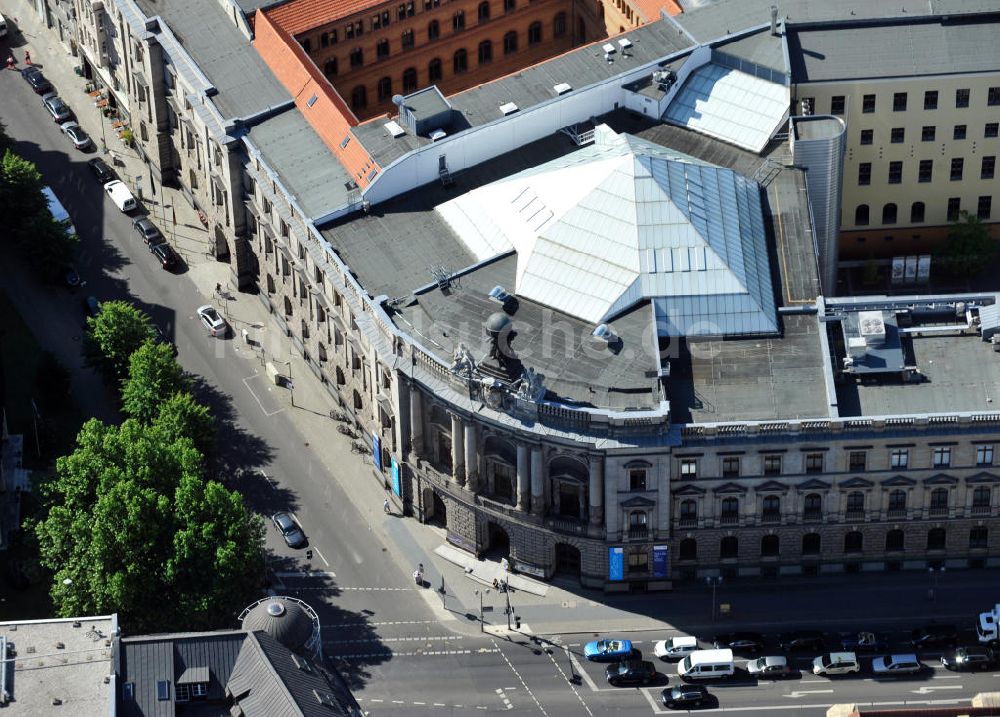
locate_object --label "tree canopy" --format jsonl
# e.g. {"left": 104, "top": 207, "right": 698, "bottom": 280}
{"left": 85, "top": 300, "right": 155, "bottom": 381}
{"left": 937, "top": 211, "right": 997, "bottom": 275}
{"left": 121, "top": 339, "right": 189, "bottom": 424}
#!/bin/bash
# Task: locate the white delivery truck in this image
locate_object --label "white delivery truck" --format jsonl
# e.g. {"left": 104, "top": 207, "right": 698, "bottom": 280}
{"left": 42, "top": 186, "right": 77, "bottom": 236}
{"left": 976, "top": 603, "right": 999, "bottom": 644}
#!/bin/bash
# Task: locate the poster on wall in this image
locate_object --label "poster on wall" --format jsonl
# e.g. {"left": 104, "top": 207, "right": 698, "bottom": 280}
{"left": 652, "top": 545, "right": 670, "bottom": 579}
{"left": 372, "top": 433, "right": 382, "bottom": 471}
{"left": 391, "top": 456, "right": 401, "bottom": 497}
{"left": 608, "top": 547, "right": 624, "bottom": 581}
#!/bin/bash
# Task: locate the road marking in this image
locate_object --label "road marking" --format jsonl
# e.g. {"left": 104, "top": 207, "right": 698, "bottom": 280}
{"left": 911, "top": 685, "right": 963, "bottom": 694}
{"left": 242, "top": 373, "right": 284, "bottom": 416}
{"left": 496, "top": 687, "right": 513, "bottom": 710}
{"left": 333, "top": 647, "right": 500, "bottom": 659}
{"left": 323, "top": 620, "right": 440, "bottom": 628}
{"left": 313, "top": 547, "right": 330, "bottom": 567}
{"left": 640, "top": 687, "right": 662, "bottom": 713}
{"left": 496, "top": 640, "right": 549, "bottom": 716}
{"left": 568, "top": 652, "right": 600, "bottom": 692}
{"left": 325, "top": 635, "right": 463, "bottom": 645}
{"left": 683, "top": 698, "right": 973, "bottom": 713}
{"left": 783, "top": 689, "right": 834, "bottom": 698}
{"left": 551, "top": 646, "right": 594, "bottom": 716}
{"left": 274, "top": 570, "right": 336, "bottom": 579}
{"left": 292, "top": 586, "right": 417, "bottom": 591}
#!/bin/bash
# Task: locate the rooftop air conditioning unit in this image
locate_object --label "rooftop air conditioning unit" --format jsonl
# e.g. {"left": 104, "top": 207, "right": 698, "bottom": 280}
{"left": 592, "top": 324, "right": 617, "bottom": 343}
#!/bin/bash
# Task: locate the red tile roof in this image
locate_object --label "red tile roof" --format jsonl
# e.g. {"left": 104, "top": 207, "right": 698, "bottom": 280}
{"left": 253, "top": 11, "right": 380, "bottom": 189}
{"left": 633, "top": 0, "right": 683, "bottom": 22}
{"left": 265, "top": 0, "right": 386, "bottom": 36}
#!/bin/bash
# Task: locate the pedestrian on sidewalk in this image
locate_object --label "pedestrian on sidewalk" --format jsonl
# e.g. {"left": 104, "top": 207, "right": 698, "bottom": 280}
{"left": 24, "top": 51, "right": 31, "bottom": 65}
{"left": 6, "top": 54, "right": 15, "bottom": 70}
{"left": 383, "top": 497, "right": 390, "bottom": 514}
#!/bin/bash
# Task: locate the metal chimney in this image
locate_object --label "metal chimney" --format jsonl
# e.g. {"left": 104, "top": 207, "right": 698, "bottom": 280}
{"left": 770, "top": 5, "right": 778, "bottom": 35}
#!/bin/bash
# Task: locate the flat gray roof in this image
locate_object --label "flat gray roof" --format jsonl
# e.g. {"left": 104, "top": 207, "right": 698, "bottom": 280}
{"left": 787, "top": 15, "right": 1000, "bottom": 83}
{"left": 713, "top": 28, "right": 785, "bottom": 75}
{"left": 246, "top": 110, "right": 353, "bottom": 218}
{"left": 135, "top": 0, "right": 290, "bottom": 120}
{"left": 0, "top": 616, "right": 116, "bottom": 716}
{"left": 793, "top": 116, "right": 843, "bottom": 141}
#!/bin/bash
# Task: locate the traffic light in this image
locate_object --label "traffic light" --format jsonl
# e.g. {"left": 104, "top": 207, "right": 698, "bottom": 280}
{"left": 514, "top": 615, "right": 521, "bottom": 629}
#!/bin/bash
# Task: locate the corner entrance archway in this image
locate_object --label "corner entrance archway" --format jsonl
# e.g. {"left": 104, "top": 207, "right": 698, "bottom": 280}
{"left": 423, "top": 488, "right": 447, "bottom": 527}
{"left": 554, "top": 543, "right": 581, "bottom": 582}
{"left": 485, "top": 522, "right": 510, "bottom": 560}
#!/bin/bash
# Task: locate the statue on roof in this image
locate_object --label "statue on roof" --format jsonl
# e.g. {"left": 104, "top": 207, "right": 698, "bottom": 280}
{"left": 514, "top": 366, "right": 545, "bottom": 402}
{"left": 451, "top": 343, "right": 476, "bottom": 377}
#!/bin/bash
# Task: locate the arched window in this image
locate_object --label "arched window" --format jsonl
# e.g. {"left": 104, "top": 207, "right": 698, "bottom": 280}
{"left": 324, "top": 59, "right": 338, "bottom": 78}
{"left": 478, "top": 39, "right": 492, "bottom": 65}
{"left": 855, "top": 204, "right": 870, "bottom": 225}
{"left": 679, "top": 499, "right": 697, "bottom": 520}
{"left": 888, "top": 489, "right": 907, "bottom": 512}
{"left": 527, "top": 21, "right": 542, "bottom": 45}
{"left": 973, "top": 486, "right": 992, "bottom": 507}
{"left": 882, "top": 202, "right": 898, "bottom": 224}
{"left": 804, "top": 493, "right": 823, "bottom": 517}
{"left": 970, "top": 526, "right": 988, "bottom": 549}
{"left": 927, "top": 527, "right": 946, "bottom": 551}
{"left": 453, "top": 48, "right": 468, "bottom": 74}
{"left": 553, "top": 11, "right": 567, "bottom": 37}
{"left": 910, "top": 201, "right": 925, "bottom": 223}
{"left": 844, "top": 531, "right": 863, "bottom": 553}
{"left": 377, "top": 76, "right": 392, "bottom": 101}
{"left": 720, "top": 536, "right": 738, "bottom": 559}
{"left": 929, "top": 487, "right": 948, "bottom": 509}
{"left": 350, "top": 85, "right": 367, "bottom": 110}
{"left": 721, "top": 496, "right": 739, "bottom": 518}
{"left": 549, "top": 456, "right": 588, "bottom": 521}
{"left": 762, "top": 495, "right": 780, "bottom": 518}
{"left": 478, "top": 0, "right": 490, "bottom": 22}
{"left": 679, "top": 538, "right": 697, "bottom": 561}
{"left": 628, "top": 510, "right": 648, "bottom": 538}
{"left": 503, "top": 30, "right": 518, "bottom": 55}
{"left": 483, "top": 436, "right": 516, "bottom": 503}
{"left": 428, "top": 58, "right": 443, "bottom": 82}
{"left": 428, "top": 20, "right": 440, "bottom": 40}
{"left": 761, "top": 534, "right": 779, "bottom": 557}
{"left": 846, "top": 491, "right": 865, "bottom": 512}
{"left": 802, "top": 533, "right": 821, "bottom": 555}
{"left": 885, "top": 528, "right": 904, "bottom": 552}
{"left": 402, "top": 67, "right": 418, "bottom": 93}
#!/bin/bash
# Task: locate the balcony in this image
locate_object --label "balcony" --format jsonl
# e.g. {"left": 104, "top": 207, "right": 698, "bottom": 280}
{"left": 928, "top": 506, "right": 949, "bottom": 518}
{"left": 677, "top": 517, "right": 698, "bottom": 529}
{"left": 970, "top": 505, "right": 992, "bottom": 516}
{"left": 627, "top": 525, "right": 649, "bottom": 541}
{"left": 719, "top": 513, "right": 740, "bottom": 527}
{"left": 886, "top": 508, "right": 907, "bottom": 519}
{"left": 802, "top": 510, "right": 823, "bottom": 523}
{"left": 844, "top": 509, "right": 866, "bottom": 522}
{"left": 760, "top": 511, "right": 781, "bottom": 525}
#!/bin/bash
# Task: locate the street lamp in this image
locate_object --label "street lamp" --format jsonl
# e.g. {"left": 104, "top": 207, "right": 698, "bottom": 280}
{"left": 475, "top": 589, "right": 490, "bottom": 632}
{"left": 281, "top": 359, "right": 295, "bottom": 407}
{"left": 928, "top": 565, "right": 945, "bottom": 602}
{"left": 706, "top": 575, "right": 723, "bottom": 621}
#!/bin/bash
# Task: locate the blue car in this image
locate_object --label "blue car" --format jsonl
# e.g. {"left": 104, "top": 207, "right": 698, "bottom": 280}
{"left": 839, "top": 631, "right": 890, "bottom": 652}
{"left": 584, "top": 638, "right": 634, "bottom": 662}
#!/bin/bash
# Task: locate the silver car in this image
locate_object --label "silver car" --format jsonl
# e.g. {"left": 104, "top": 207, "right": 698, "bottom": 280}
{"left": 197, "top": 304, "right": 227, "bottom": 337}
{"left": 872, "top": 654, "right": 923, "bottom": 676}
{"left": 42, "top": 92, "right": 73, "bottom": 123}
{"left": 271, "top": 512, "right": 306, "bottom": 548}
{"left": 61, "top": 122, "right": 93, "bottom": 150}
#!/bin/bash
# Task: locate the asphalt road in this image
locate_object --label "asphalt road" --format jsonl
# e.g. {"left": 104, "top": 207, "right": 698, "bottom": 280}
{"left": 3, "top": 53, "right": 1000, "bottom": 717}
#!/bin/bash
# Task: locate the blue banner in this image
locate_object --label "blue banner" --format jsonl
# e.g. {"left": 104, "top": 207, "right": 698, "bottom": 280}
{"left": 608, "top": 547, "right": 624, "bottom": 581}
{"left": 653, "top": 545, "right": 669, "bottom": 579}
{"left": 391, "top": 456, "right": 401, "bottom": 496}
{"left": 372, "top": 433, "right": 382, "bottom": 471}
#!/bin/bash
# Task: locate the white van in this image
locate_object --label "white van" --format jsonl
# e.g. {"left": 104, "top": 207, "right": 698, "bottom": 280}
{"left": 678, "top": 648, "right": 735, "bottom": 680}
{"left": 42, "top": 186, "right": 77, "bottom": 237}
{"left": 812, "top": 652, "right": 860, "bottom": 676}
{"left": 104, "top": 180, "right": 137, "bottom": 212}
{"left": 0, "top": 13, "right": 9, "bottom": 38}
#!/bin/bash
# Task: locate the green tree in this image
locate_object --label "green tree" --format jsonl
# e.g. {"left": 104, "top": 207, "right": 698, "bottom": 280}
{"left": 84, "top": 300, "right": 155, "bottom": 381}
{"left": 35, "top": 418, "right": 265, "bottom": 632}
{"left": 121, "top": 340, "right": 189, "bottom": 423}
{"left": 0, "top": 150, "right": 46, "bottom": 237}
{"left": 0, "top": 119, "right": 12, "bottom": 153}
{"left": 18, "top": 212, "right": 79, "bottom": 279}
{"left": 153, "top": 391, "right": 217, "bottom": 462}
{"left": 937, "top": 211, "right": 997, "bottom": 275}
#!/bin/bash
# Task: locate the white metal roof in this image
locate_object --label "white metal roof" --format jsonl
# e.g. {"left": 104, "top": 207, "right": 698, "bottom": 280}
{"left": 664, "top": 63, "right": 788, "bottom": 153}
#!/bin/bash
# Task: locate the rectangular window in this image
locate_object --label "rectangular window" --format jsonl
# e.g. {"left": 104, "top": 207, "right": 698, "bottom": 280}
{"left": 890, "top": 448, "right": 908, "bottom": 469}
{"left": 978, "top": 195, "right": 992, "bottom": 221}
{"left": 862, "top": 94, "right": 876, "bottom": 113}
{"left": 680, "top": 459, "right": 697, "bottom": 478}
{"left": 976, "top": 445, "right": 994, "bottom": 466}
{"left": 860, "top": 129, "right": 873, "bottom": 145}
{"left": 893, "top": 92, "right": 907, "bottom": 111}
{"left": 722, "top": 457, "right": 740, "bottom": 478}
{"left": 956, "top": 88, "right": 970, "bottom": 108}
{"left": 924, "top": 90, "right": 938, "bottom": 110}
{"left": 763, "top": 454, "right": 782, "bottom": 476}
{"left": 982, "top": 156, "right": 996, "bottom": 180}
{"left": 629, "top": 469, "right": 647, "bottom": 491}
{"left": 954, "top": 124, "right": 967, "bottom": 140}
{"left": 921, "top": 125, "right": 936, "bottom": 142}
{"left": 401, "top": 29, "right": 414, "bottom": 49}
{"left": 986, "top": 122, "right": 999, "bottom": 138}
{"left": 830, "top": 95, "right": 845, "bottom": 115}
{"left": 947, "top": 197, "right": 961, "bottom": 222}
{"left": 627, "top": 549, "right": 648, "bottom": 574}
{"left": 950, "top": 157, "right": 964, "bottom": 181}
{"left": 888, "top": 161, "right": 902, "bottom": 184}
{"left": 848, "top": 451, "right": 866, "bottom": 472}
{"left": 452, "top": 10, "right": 465, "bottom": 30}
{"left": 376, "top": 39, "right": 389, "bottom": 58}
{"left": 932, "top": 446, "right": 951, "bottom": 467}
{"left": 990, "top": 87, "right": 1000, "bottom": 106}
{"left": 890, "top": 127, "right": 904, "bottom": 144}
{"left": 858, "top": 162, "right": 871, "bottom": 186}
{"left": 918, "top": 159, "right": 933, "bottom": 183}
{"left": 805, "top": 453, "right": 824, "bottom": 474}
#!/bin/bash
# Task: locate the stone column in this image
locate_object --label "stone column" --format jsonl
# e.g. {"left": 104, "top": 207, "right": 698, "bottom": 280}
{"left": 464, "top": 421, "right": 479, "bottom": 491}
{"left": 451, "top": 414, "right": 465, "bottom": 486}
{"left": 744, "top": 486, "right": 757, "bottom": 523}
{"left": 516, "top": 444, "right": 530, "bottom": 510}
{"left": 409, "top": 385, "right": 424, "bottom": 457}
{"left": 530, "top": 446, "right": 544, "bottom": 516}
{"left": 589, "top": 456, "right": 604, "bottom": 526}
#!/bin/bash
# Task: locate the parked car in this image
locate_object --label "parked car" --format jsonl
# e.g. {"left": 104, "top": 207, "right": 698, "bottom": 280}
{"left": 606, "top": 659, "right": 657, "bottom": 686}
{"left": 779, "top": 631, "right": 826, "bottom": 652}
{"left": 910, "top": 624, "right": 959, "bottom": 649}
{"left": 660, "top": 684, "right": 709, "bottom": 709}
{"left": 60, "top": 121, "right": 93, "bottom": 151}
{"left": 88, "top": 157, "right": 115, "bottom": 184}
{"left": 197, "top": 304, "right": 227, "bottom": 337}
{"left": 151, "top": 242, "right": 179, "bottom": 270}
{"left": 812, "top": 652, "right": 860, "bottom": 676}
{"left": 839, "top": 631, "right": 890, "bottom": 653}
{"left": 940, "top": 646, "right": 996, "bottom": 672}
{"left": 654, "top": 636, "right": 698, "bottom": 661}
{"left": 271, "top": 512, "right": 306, "bottom": 548}
{"left": 21, "top": 66, "right": 52, "bottom": 94}
{"left": 872, "top": 654, "right": 924, "bottom": 676}
{"left": 746, "top": 656, "right": 795, "bottom": 679}
{"left": 713, "top": 632, "right": 765, "bottom": 654}
{"left": 584, "top": 639, "right": 634, "bottom": 662}
{"left": 133, "top": 217, "right": 162, "bottom": 246}
{"left": 42, "top": 92, "right": 73, "bottom": 123}
{"left": 104, "top": 180, "right": 137, "bottom": 212}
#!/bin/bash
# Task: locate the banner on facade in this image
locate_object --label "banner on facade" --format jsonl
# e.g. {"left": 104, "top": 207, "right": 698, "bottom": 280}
{"left": 447, "top": 531, "right": 477, "bottom": 555}
{"left": 608, "top": 547, "right": 624, "bottom": 581}
{"left": 372, "top": 432, "right": 382, "bottom": 471}
{"left": 391, "top": 456, "right": 401, "bottom": 497}
{"left": 652, "top": 545, "right": 670, "bottom": 579}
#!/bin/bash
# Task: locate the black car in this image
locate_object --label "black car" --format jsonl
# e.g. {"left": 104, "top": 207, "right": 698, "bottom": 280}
{"left": 661, "top": 684, "right": 709, "bottom": 709}
{"left": 134, "top": 217, "right": 162, "bottom": 246}
{"left": 910, "top": 624, "right": 959, "bottom": 649}
{"left": 940, "top": 646, "right": 995, "bottom": 672}
{"left": 151, "top": 242, "right": 179, "bottom": 270}
{"left": 88, "top": 157, "right": 115, "bottom": 184}
{"left": 21, "top": 66, "right": 52, "bottom": 94}
{"left": 779, "top": 631, "right": 826, "bottom": 652}
{"left": 271, "top": 512, "right": 306, "bottom": 548}
{"left": 606, "top": 659, "right": 657, "bottom": 687}
{"left": 713, "top": 632, "right": 766, "bottom": 654}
